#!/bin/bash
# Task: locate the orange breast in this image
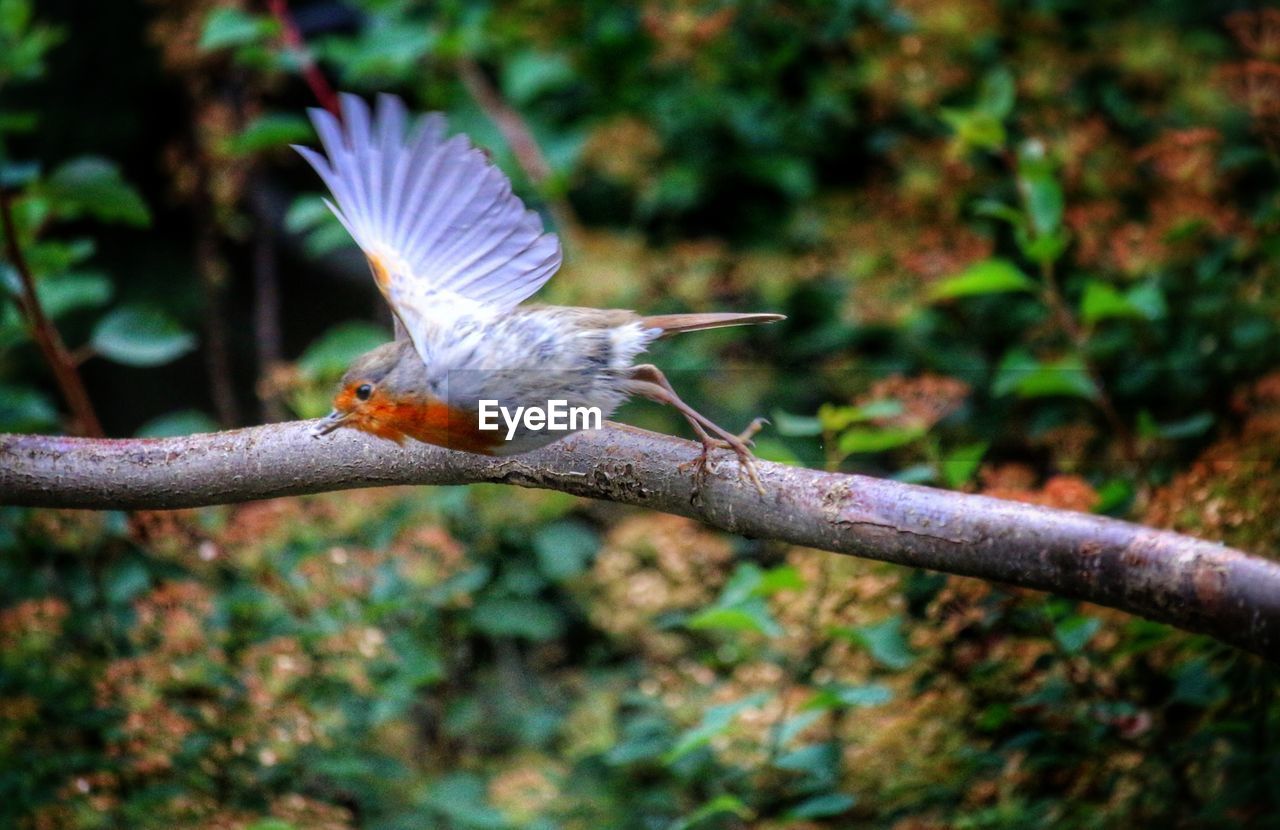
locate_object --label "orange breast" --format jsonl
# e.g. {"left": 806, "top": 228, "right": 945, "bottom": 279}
{"left": 349, "top": 396, "right": 503, "bottom": 455}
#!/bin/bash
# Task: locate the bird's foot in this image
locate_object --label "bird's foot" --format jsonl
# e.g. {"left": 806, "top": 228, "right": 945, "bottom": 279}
{"left": 680, "top": 418, "right": 768, "bottom": 496}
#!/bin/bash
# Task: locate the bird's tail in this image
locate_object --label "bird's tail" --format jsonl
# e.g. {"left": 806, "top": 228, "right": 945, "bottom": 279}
{"left": 641, "top": 312, "right": 785, "bottom": 338}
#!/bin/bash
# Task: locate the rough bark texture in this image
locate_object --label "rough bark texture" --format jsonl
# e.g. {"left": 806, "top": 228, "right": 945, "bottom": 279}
{"left": 2, "top": 422, "right": 1277, "bottom": 660}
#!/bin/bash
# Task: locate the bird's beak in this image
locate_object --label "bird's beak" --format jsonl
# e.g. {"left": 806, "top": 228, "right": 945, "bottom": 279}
{"left": 311, "top": 409, "right": 350, "bottom": 437}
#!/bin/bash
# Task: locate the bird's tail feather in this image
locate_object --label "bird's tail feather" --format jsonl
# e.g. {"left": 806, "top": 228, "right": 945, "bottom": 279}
{"left": 641, "top": 312, "right": 785, "bottom": 337}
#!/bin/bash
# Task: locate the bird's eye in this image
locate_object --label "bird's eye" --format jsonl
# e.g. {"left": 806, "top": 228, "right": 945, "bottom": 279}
{"left": 355, "top": 383, "right": 373, "bottom": 401}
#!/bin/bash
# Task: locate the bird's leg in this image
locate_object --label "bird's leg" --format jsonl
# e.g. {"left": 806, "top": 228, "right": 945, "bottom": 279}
{"left": 625, "top": 364, "right": 766, "bottom": 494}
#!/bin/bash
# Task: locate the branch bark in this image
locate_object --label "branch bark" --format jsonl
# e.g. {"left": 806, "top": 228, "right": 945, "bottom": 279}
{"left": 2, "top": 422, "right": 1277, "bottom": 660}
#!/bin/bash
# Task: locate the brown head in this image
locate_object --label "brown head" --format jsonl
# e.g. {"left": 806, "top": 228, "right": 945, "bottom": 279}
{"left": 311, "top": 340, "right": 415, "bottom": 441}
{"left": 310, "top": 338, "right": 502, "bottom": 453}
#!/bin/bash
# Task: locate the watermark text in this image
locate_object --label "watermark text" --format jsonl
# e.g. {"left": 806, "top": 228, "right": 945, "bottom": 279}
{"left": 477, "top": 400, "right": 603, "bottom": 440}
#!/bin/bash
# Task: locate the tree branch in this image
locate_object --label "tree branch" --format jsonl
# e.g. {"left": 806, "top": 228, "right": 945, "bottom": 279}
{"left": 0, "top": 190, "right": 104, "bottom": 437}
{"left": 2, "top": 422, "right": 1277, "bottom": 661}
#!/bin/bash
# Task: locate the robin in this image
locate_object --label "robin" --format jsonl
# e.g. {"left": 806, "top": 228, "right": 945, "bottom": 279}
{"left": 297, "top": 93, "right": 783, "bottom": 491}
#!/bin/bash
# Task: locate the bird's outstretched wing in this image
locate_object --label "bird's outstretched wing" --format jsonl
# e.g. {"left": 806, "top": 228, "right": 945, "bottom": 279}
{"left": 294, "top": 93, "right": 561, "bottom": 342}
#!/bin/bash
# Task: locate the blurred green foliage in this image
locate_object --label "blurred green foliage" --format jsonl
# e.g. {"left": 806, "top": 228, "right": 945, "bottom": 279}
{"left": 3, "top": 0, "right": 1280, "bottom": 827}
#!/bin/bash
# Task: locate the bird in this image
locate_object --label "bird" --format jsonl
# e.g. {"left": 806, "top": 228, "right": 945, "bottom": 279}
{"left": 295, "top": 93, "right": 783, "bottom": 492}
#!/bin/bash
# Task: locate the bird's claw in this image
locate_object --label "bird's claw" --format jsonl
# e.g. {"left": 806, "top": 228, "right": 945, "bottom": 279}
{"left": 682, "top": 420, "right": 768, "bottom": 497}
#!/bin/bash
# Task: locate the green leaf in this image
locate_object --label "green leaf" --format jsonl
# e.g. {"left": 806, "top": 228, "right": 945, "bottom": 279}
{"left": 247, "top": 821, "right": 296, "bottom": 830}
{"left": 0, "top": 384, "right": 58, "bottom": 431}
{"left": 992, "top": 349, "right": 1099, "bottom": 401}
{"left": 284, "top": 194, "right": 333, "bottom": 233}
{"left": 1171, "top": 658, "right": 1227, "bottom": 707}
{"left": 817, "top": 399, "right": 904, "bottom": 431}
{"left": 1080, "top": 280, "right": 1143, "bottom": 326}
{"left": 1053, "top": 615, "right": 1101, "bottom": 654}
{"left": 836, "top": 425, "right": 925, "bottom": 455}
{"left": 786, "top": 793, "right": 857, "bottom": 820}
{"left": 0, "top": 3, "right": 63, "bottom": 83}
{"left": 1157, "top": 409, "right": 1213, "bottom": 438}
{"left": 502, "top": 50, "right": 575, "bottom": 105}
{"left": 1015, "top": 226, "right": 1071, "bottom": 264}
{"left": 0, "top": 0, "right": 34, "bottom": 35}
{"left": 105, "top": 559, "right": 150, "bottom": 605}
{"left": 942, "top": 441, "right": 988, "bottom": 488}
{"left": 1141, "top": 411, "right": 1214, "bottom": 440}
{"left": 753, "top": 437, "right": 802, "bottom": 466}
{"left": 302, "top": 222, "right": 355, "bottom": 257}
{"left": 754, "top": 565, "right": 806, "bottom": 596}
{"left": 746, "top": 154, "right": 816, "bottom": 199}
{"left": 665, "top": 692, "right": 769, "bottom": 763}
{"left": 34, "top": 271, "right": 112, "bottom": 318}
{"left": 135, "top": 410, "right": 220, "bottom": 438}
{"left": 199, "top": 8, "right": 276, "bottom": 51}
{"left": 1094, "top": 478, "right": 1134, "bottom": 514}
{"left": 1125, "top": 281, "right": 1167, "bottom": 320}
{"left": 226, "top": 113, "right": 312, "bottom": 156}
{"left": 25, "top": 238, "right": 95, "bottom": 274}
{"left": 319, "top": 23, "right": 435, "bottom": 84}
{"left": 941, "top": 108, "right": 1006, "bottom": 153}
{"left": 686, "top": 564, "right": 786, "bottom": 636}
{"left": 640, "top": 164, "right": 703, "bottom": 215}
{"left": 776, "top": 710, "right": 824, "bottom": 745}
{"left": 1019, "top": 169, "right": 1063, "bottom": 237}
{"left": 893, "top": 463, "right": 936, "bottom": 484}
{"left": 672, "top": 794, "right": 752, "bottom": 830}
{"left": 836, "top": 615, "right": 915, "bottom": 669}
{"left": 297, "top": 321, "right": 389, "bottom": 378}
{"left": 686, "top": 602, "right": 781, "bottom": 637}
{"left": 804, "top": 683, "right": 894, "bottom": 710}
{"left": 930, "top": 259, "right": 1036, "bottom": 300}
{"left": 774, "top": 742, "right": 841, "bottom": 778}
{"left": 977, "top": 67, "right": 1015, "bottom": 119}
{"left": 717, "top": 562, "right": 764, "bottom": 606}
{"left": 973, "top": 198, "right": 1024, "bottom": 226}
{"left": 44, "top": 157, "right": 150, "bottom": 226}
{"left": 771, "top": 409, "right": 823, "bottom": 437}
{"left": 471, "top": 597, "right": 564, "bottom": 641}
{"left": 1024, "top": 177, "right": 1063, "bottom": 238}
{"left": 286, "top": 195, "right": 352, "bottom": 256}
{"left": 532, "top": 520, "right": 598, "bottom": 580}
{"left": 91, "top": 305, "right": 196, "bottom": 367}
{"left": 422, "top": 773, "right": 508, "bottom": 829}
{"left": 0, "top": 158, "right": 39, "bottom": 186}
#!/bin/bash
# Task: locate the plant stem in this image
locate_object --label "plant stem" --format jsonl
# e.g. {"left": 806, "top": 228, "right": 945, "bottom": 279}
{"left": 267, "top": 0, "right": 340, "bottom": 118}
{"left": 250, "top": 185, "right": 287, "bottom": 422}
{"left": 457, "top": 57, "right": 584, "bottom": 252}
{"left": 194, "top": 221, "right": 242, "bottom": 428}
{"left": 0, "top": 189, "right": 104, "bottom": 437}
{"left": 1003, "top": 146, "right": 1138, "bottom": 465}
{"left": 1038, "top": 257, "right": 1138, "bottom": 464}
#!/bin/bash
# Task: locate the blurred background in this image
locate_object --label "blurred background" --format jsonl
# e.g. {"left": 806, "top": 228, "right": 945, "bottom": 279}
{"left": 2, "top": 0, "right": 1280, "bottom": 827}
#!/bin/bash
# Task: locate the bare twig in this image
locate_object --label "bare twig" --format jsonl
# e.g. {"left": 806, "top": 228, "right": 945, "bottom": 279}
{"left": 193, "top": 222, "right": 242, "bottom": 427}
{"left": 0, "top": 190, "right": 104, "bottom": 437}
{"left": 457, "top": 57, "right": 584, "bottom": 250}
{"left": 249, "top": 185, "right": 287, "bottom": 422}
{"left": 267, "top": 0, "right": 340, "bottom": 118}
{"left": 1037, "top": 256, "right": 1138, "bottom": 463}
{"left": 1003, "top": 148, "right": 1138, "bottom": 464}
{"left": 2, "top": 422, "right": 1277, "bottom": 661}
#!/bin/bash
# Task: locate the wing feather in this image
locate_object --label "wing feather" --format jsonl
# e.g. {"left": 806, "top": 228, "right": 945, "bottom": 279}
{"left": 294, "top": 92, "right": 562, "bottom": 326}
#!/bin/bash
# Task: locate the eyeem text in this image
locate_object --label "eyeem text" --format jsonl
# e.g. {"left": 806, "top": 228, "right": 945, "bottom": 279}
{"left": 477, "top": 400, "right": 603, "bottom": 440}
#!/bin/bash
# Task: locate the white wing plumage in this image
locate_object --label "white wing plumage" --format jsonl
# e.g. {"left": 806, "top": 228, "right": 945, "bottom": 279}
{"left": 294, "top": 93, "right": 562, "bottom": 326}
